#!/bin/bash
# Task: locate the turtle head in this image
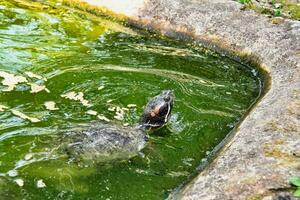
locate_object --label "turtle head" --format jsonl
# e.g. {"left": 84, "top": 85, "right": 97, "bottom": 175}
{"left": 139, "top": 90, "right": 174, "bottom": 130}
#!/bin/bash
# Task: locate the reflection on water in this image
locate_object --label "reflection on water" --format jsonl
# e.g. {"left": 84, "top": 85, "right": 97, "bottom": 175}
{"left": 0, "top": 0, "right": 262, "bottom": 199}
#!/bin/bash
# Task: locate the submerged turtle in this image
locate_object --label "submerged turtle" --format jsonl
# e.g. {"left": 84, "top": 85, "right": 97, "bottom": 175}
{"left": 65, "top": 90, "right": 174, "bottom": 163}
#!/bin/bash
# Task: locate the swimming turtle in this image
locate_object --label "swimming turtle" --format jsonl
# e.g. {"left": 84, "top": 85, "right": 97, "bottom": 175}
{"left": 65, "top": 90, "right": 174, "bottom": 163}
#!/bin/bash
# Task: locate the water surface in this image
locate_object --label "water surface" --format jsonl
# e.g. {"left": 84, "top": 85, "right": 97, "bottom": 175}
{"left": 0, "top": 1, "right": 262, "bottom": 199}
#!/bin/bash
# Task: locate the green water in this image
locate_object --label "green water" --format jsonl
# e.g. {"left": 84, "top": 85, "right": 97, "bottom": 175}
{"left": 0, "top": 1, "right": 262, "bottom": 199}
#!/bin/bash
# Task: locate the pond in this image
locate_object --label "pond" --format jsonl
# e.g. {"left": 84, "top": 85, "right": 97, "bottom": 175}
{"left": 0, "top": 1, "right": 263, "bottom": 199}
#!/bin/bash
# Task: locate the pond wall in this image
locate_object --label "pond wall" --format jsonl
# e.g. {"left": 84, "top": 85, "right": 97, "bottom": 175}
{"left": 69, "top": 0, "right": 300, "bottom": 199}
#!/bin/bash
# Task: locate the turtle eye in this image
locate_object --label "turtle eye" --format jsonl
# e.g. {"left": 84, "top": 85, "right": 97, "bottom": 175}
{"left": 163, "top": 96, "right": 170, "bottom": 102}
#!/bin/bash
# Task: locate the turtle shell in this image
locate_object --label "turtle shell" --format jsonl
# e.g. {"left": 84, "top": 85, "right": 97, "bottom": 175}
{"left": 64, "top": 122, "right": 147, "bottom": 163}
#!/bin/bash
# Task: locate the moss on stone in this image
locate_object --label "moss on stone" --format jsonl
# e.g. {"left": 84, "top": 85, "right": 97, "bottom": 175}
{"left": 62, "top": 0, "right": 128, "bottom": 22}
{"left": 247, "top": 193, "right": 266, "bottom": 200}
{"left": 284, "top": 3, "right": 300, "bottom": 20}
{"left": 263, "top": 143, "right": 299, "bottom": 166}
{"left": 240, "top": 0, "right": 300, "bottom": 20}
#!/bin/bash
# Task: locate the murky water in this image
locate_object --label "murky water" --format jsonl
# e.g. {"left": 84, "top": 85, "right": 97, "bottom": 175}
{"left": 0, "top": 1, "right": 262, "bottom": 199}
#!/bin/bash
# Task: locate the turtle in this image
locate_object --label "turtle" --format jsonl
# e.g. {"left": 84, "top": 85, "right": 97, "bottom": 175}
{"left": 64, "top": 90, "right": 174, "bottom": 163}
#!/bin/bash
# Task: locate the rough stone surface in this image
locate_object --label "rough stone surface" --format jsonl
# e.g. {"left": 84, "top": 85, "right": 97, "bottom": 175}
{"left": 77, "top": 0, "right": 300, "bottom": 199}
